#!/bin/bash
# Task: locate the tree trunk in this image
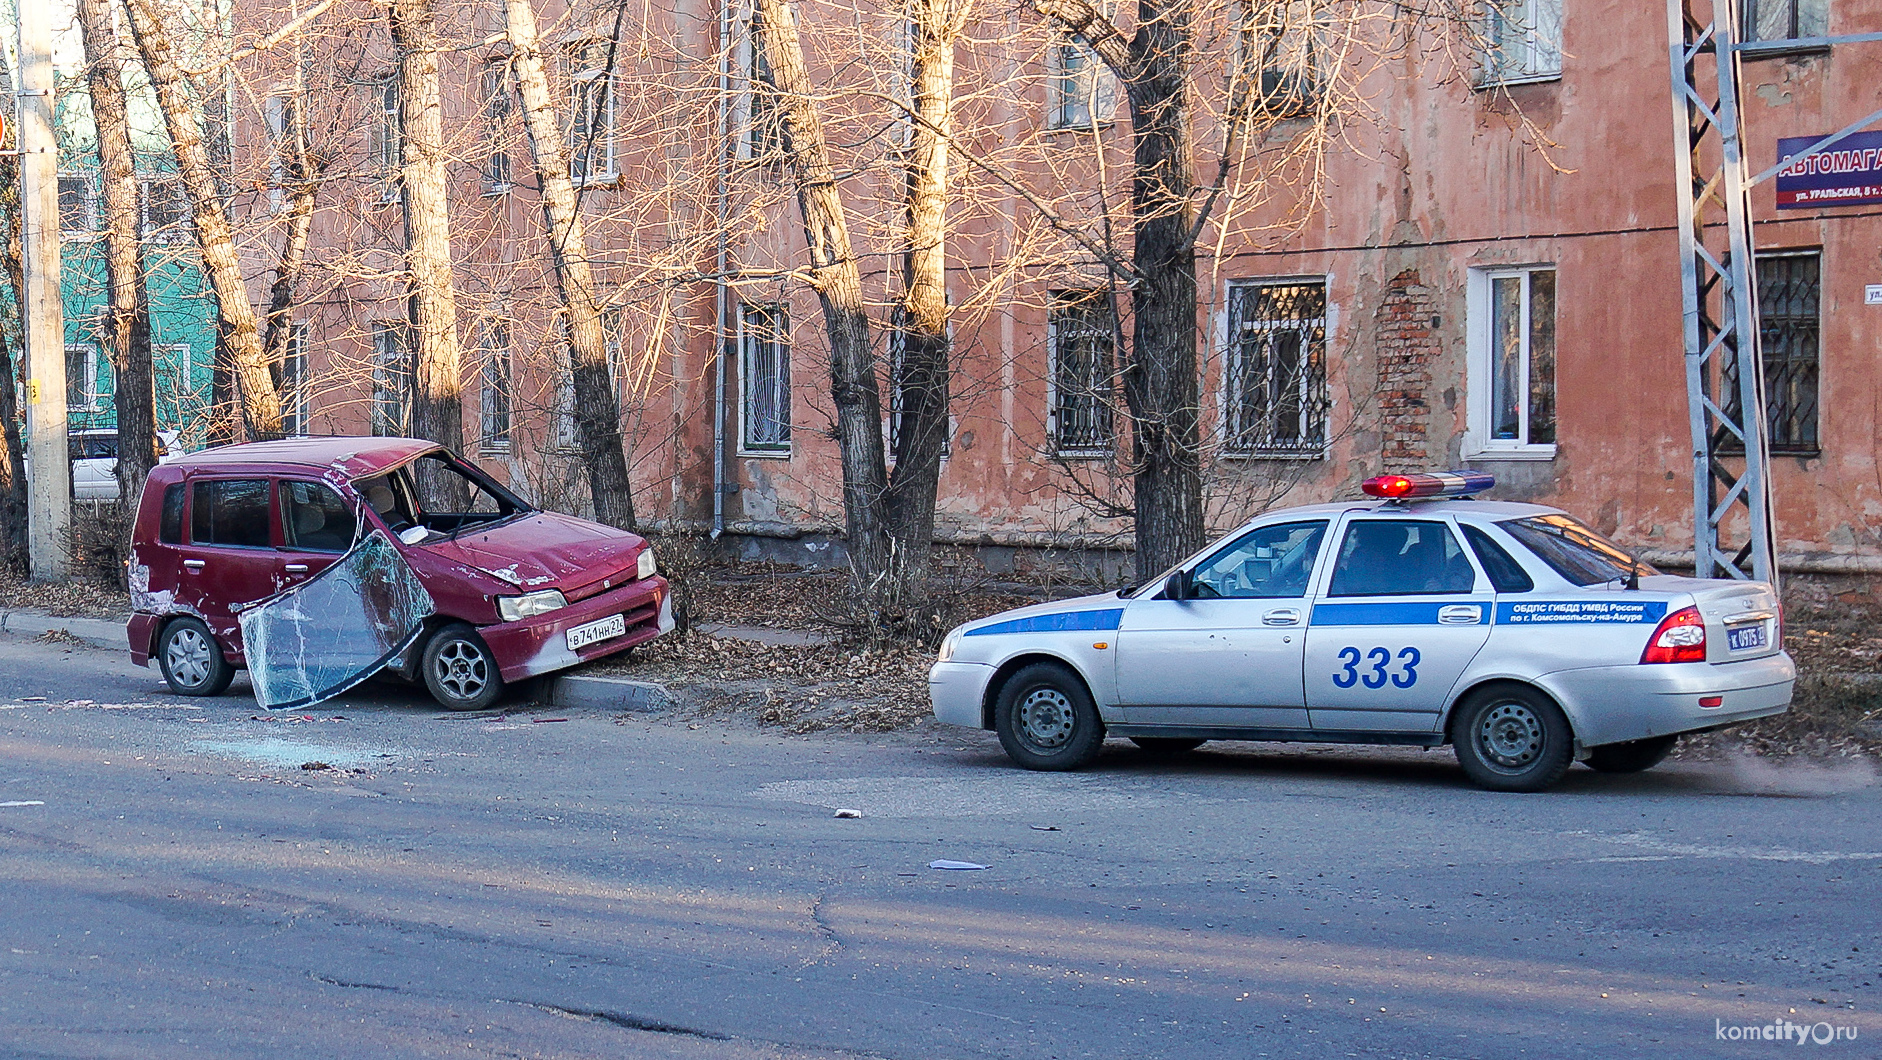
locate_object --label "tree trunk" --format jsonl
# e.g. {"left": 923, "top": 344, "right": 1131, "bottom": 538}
{"left": 76, "top": 0, "right": 157, "bottom": 511}
{"left": 121, "top": 0, "right": 283, "bottom": 440}
{"left": 390, "top": 0, "right": 468, "bottom": 509}
{"left": 0, "top": 52, "right": 28, "bottom": 572}
{"left": 750, "top": 0, "right": 893, "bottom": 613}
{"left": 1035, "top": 0, "right": 1204, "bottom": 581}
{"left": 501, "top": 0, "right": 636, "bottom": 530}
{"left": 881, "top": 0, "right": 961, "bottom": 628}
{"left": 260, "top": 92, "right": 318, "bottom": 399}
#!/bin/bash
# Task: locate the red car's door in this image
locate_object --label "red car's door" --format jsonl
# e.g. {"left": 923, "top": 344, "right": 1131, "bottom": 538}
{"left": 175, "top": 476, "right": 285, "bottom": 663}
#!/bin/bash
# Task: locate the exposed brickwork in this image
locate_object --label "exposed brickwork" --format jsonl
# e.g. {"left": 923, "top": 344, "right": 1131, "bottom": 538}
{"left": 1375, "top": 268, "right": 1440, "bottom": 466}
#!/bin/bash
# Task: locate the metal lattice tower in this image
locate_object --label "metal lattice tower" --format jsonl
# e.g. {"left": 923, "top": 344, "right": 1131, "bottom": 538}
{"left": 1666, "top": 1, "right": 1774, "bottom": 584}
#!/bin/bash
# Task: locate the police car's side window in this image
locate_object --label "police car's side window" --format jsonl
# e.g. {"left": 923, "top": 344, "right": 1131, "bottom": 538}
{"left": 1462, "top": 524, "right": 1534, "bottom": 594}
{"left": 1328, "top": 519, "right": 1476, "bottom": 597}
{"left": 1189, "top": 520, "right": 1327, "bottom": 599}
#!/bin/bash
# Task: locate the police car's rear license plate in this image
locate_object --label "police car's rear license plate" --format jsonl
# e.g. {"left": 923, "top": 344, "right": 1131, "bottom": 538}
{"left": 1726, "top": 623, "right": 1767, "bottom": 652}
{"left": 567, "top": 614, "right": 627, "bottom": 651}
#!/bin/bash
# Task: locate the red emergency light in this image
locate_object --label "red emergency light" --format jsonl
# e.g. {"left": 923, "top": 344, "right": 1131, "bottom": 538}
{"left": 1361, "top": 470, "right": 1496, "bottom": 500}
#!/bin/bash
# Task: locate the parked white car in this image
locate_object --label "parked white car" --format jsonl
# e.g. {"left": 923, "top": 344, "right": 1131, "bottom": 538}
{"left": 37, "top": 429, "right": 183, "bottom": 500}
{"left": 930, "top": 471, "right": 1794, "bottom": 792}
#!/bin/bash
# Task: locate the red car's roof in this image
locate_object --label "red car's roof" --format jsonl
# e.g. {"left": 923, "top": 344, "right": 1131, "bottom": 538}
{"left": 167, "top": 437, "right": 443, "bottom": 479}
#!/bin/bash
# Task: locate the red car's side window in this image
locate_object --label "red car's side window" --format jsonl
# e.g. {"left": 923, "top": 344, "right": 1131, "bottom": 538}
{"left": 279, "top": 480, "right": 359, "bottom": 553}
{"left": 159, "top": 483, "right": 185, "bottom": 545}
{"left": 190, "top": 479, "right": 273, "bottom": 549}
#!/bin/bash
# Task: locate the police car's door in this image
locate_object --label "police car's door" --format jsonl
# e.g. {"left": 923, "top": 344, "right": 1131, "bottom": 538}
{"left": 1303, "top": 514, "right": 1492, "bottom": 733}
{"left": 1114, "top": 519, "right": 1328, "bottom": 728}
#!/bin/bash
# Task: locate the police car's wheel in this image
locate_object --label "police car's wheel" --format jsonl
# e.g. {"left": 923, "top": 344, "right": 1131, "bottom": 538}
{"left": 422, "top": 624, "right": 505, "bottom": 712}
{"left": 1130, "top": 737, "right": 1206, "bottom": 755}
{"left": 158, "top": 617, "right": 236, "bottom": 697}
{"left": 995, "top": 662, "right": 1104, "bottom": 771}
{"left": 1584, "top": 735, "right": 1677, "bottom": 774}
{"left": 1451, "top": 685, "right": 1573, "bottom": 792}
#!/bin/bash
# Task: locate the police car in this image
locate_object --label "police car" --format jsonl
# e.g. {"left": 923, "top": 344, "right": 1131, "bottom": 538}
{"left": 930, "top": 472, "right": 1794, "bottom": 792}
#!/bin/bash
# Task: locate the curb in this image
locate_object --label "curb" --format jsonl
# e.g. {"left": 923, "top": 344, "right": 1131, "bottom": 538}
{"left": 545, "top": 673, "right": 675, "bottom": 713}
{"left": 0, "top": 610, "right": 126, "bottom": 652}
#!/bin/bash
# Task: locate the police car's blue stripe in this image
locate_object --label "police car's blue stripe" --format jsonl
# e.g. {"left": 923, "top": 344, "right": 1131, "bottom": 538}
{"left": 964, "top": 609, "right": 1124, "bottom": 637}
{"left": 1497, "top": 600, "right": 1666, "bottom": 624}
{"left": 1310, "top": 602, "right": 1489, "bottom": 626}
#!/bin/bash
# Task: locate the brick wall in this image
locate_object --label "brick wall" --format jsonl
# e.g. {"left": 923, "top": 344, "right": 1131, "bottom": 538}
{"left": 1375, "top": 268, "right": 1439, "bottom": 467}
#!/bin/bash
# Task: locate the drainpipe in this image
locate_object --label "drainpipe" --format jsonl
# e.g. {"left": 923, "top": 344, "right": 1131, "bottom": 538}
{"left": 710, "top": 0, "right": 731, "bottom": 540}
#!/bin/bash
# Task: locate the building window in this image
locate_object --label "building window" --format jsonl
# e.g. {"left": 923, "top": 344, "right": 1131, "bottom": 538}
{"left": 1737, "top": 251, "right": 1820, "bottom": 454}
{"left": 740, "top": 303, "right": 790, "bottom": 454}
{"left": 1467, "top": 266, "right": 1556, "bottom": 454}
{"left": 141, "top": 176, "right": 187, "bottom": 242}
{"left": 155, "top": 344, "right": 196, "bottom": 413}
{"left": 1239, "top": 0, "right": 1320, "bottom": 116}
{"left": 59, "top": 174, "right": 98, "bottom": 234}
{"left": 742, "top": 13, "right": 786, "bottom": 160}
{"left": 566, "top": 41, "right": 616, "bottom": 184}
{"left": 554, "top": 311, "right": 622, "bottom": 450}
{"left": 66, "top": 343, "right": 103, "bottom": 413}
{"left": 1048, "top": 291, "right": 1116, "bottom": 455}
{"left": 1742, "top": 0, "right": 1828, "bottom": 45}
{"left": 1481, "top": 0, "right": 1562, "bottom": 85}
{"left": 370, "top": 321, "right": 410, "bottom": 436}
{"left": 1048, "top": 35, "right": 1118, "bottom": 130}
{"left": 370, "top": 79, "right": 400, "bottom": 199}
{"left": 481, "top": 58, "right": 513, "bottom": 193}
{"left": 282, "top": 322, "right": 309, "bottom": 436}
{"left": 1225, "top": 280, "right": 1327, "bottom": 455}
{"left": 265, "top": 95, "right": 298, "bottom": 213}
{"left": 480, "top": 318, "right": 512, "bottom": 453}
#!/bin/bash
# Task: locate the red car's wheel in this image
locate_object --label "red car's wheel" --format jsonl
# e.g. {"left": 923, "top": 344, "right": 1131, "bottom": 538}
{"left": 422, "top": 624, "right": 505, "bottom": 711}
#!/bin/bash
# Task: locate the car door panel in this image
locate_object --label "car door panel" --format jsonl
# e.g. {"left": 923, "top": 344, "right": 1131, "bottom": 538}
{"left": 172, "top": 477, "right": 284, "bottom": 662}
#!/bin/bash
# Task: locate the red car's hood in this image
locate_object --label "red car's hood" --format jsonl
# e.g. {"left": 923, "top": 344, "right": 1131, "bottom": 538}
{"left": 423, "top": 511, "right": 644, "bottom": 591}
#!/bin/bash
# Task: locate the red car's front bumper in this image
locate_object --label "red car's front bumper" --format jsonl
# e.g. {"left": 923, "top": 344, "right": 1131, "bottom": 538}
{"left": 480, "top": 574, "right": 671, "bottom": 683}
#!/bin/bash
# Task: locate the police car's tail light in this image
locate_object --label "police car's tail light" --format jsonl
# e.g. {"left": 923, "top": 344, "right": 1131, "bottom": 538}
{"left": 1361, "top": 470, "right": 1496, "bottom": 499}
{"left": 1641, "top": 606, "right": 1707, "bottom": 664}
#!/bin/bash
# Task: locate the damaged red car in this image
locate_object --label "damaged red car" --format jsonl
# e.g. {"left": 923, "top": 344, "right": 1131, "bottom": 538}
{"left": 126, "top": 437, "right": 671, "bottom": 710}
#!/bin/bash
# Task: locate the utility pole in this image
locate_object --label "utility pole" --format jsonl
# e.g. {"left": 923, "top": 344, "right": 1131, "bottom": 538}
{"left": 17, "top": 0, "right": 69, "bottom": 580}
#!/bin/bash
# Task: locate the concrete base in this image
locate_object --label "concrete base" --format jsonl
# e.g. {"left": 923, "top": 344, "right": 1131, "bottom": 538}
{"left": 0, "top": 610, "right": 124, "bottom": 652}
{"left": 543, "top": 673, "right": 675, "bottom": 713}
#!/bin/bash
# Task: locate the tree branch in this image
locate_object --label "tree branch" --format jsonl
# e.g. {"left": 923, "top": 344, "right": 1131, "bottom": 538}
{"left": 1030, "top": 0, "right": 1136, "bottom": 80}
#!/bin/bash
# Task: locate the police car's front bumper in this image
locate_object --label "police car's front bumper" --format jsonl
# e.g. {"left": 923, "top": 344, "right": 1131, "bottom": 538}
{"left": 931, "top": 660, "right": 994, "bottom": 729}
{"left": 1540, "top": 652, "right": 1795, "bottom": 748}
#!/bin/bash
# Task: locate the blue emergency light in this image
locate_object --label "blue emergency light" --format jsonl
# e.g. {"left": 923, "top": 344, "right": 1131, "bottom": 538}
{"left": 1361, "top": 470, "right": 1496, "bottom": 500}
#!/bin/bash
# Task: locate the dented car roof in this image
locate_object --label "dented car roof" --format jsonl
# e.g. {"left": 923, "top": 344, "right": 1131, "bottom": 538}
{"left": 166, "top": 437, "right": 443, "bottom": 479}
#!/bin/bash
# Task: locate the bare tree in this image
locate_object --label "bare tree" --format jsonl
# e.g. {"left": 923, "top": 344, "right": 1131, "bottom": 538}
{"left": 0, "top": 49, "right": 29, "bottom": 571}
{"left": 77, "top": 0, "right": 157, "bottom": 507}
{"left": 121, "top": 0, "right": 283, "bottom": 439}
{"left": 501, "top": 0, "right": 637, "bottom": 529}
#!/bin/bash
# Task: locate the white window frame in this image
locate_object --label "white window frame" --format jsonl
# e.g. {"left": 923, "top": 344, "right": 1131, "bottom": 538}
{"left": 154, "top": 343, "right": 195, "bottom": 411}
{"left": 1465, "top": 264, "right": 1557, "bottom": 460}
{"left": 370, "top": 320, "right": 410, "bottom": 437}
{"left": 554, "top": 311, "right": 622, "bottom": 451}
{"left": 1220, "top": 277, "right": 1330, "bottom": 458}
{"left": 372, "top": 78, "right": 400, "bottom": 203}
{"left": 58, "top": 173, "right": 99, "bottom": 236}
{"left": 1047, "top": 34, "right": 1120, "bottom": 131}
{"left": 736, "top": 8, "right": 786, "bottom": 163}
{"left": 1478, "top": 0, "right": 1563, "bottom": 87}
{"left": 265, "top": 95, "right": 293, "bottom": 214}
{"left": 282, "top": 322, "right": 309, "bottom": 436}
{"left": 481, "top": 57, "right": 514, "bottom": 195}
{"left": 65, "top": 343, "right": 103, "bottom": 413}
{"left": 140, "top": 175, "right": 188, "bottom": 243}
{"left": 480, "top": 317, "right": 512, "bottom": 454}
{"left": 738, "top": 303, "right": 791, "bottom": 457}
{"left": 566, "top": 40, "right": 617, "bottom": 185}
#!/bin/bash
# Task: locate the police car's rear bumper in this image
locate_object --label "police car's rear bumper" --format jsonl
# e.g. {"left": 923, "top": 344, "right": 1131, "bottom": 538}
{"left": 931, "top": 661, "right": 994, "bottom": 728}
{"left": 1539, "top": 652, "right": 1795, "bottom": 748}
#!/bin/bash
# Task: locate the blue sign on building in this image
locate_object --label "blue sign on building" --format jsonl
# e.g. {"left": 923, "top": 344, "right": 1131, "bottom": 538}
{"left": 1775, "top": 131, "right": 1882, "bottom": 210}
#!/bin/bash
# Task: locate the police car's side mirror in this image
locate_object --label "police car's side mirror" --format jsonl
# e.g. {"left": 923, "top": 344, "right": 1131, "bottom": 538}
{"left": 1163, "top": 570, "right": 1190, "bottom": 601}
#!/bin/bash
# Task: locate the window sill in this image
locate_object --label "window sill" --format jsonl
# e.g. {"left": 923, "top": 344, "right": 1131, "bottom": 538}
{"left": 481, "top": 183, "right": 512, "bottom": 198}
{"left": 1474, "top": 72, "right": 1562, "bottom": 91}
{"left": 1045, "top": 119, "right": 1118, "bottom": 134}
{"left": 1736, "top": 41, "right": 1830, "bottom": 60}
{"left": 1053, "top": 448, "right": 1114, "bottom": 461}
{"left": 1219, "top": 448, "right": 1326, "bottom": 461}
{"left": 571, "top": 172, "right": 621, "bottom": 189}
{"left": 1464, "top": 444, "right": 1557, "bottom": 462}
{"left": 738, "top": 447, "right": 792, "bottom": 460}
{"left": 480, "top": 442, "right": 512, "bottom": 456}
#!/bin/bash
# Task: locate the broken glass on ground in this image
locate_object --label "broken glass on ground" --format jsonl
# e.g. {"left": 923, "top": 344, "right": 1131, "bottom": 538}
{"left": 239, "top": 530, "right": 435, "bottom": 710}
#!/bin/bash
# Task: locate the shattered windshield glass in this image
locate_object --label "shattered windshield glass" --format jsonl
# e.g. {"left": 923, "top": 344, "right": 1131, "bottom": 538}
{"left": 238, "top": 530, "right": 436, "bottom": 710}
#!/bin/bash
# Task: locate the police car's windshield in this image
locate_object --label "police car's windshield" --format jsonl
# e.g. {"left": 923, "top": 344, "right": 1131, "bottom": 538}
{"left": 1500, "top": 515, "right": 1656, "bottom": 586}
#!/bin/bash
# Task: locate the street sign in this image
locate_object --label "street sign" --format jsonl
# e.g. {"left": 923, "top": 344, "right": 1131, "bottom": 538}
{"left": 1775, "top": 131, "right": 1882, "bottom": 209}
{"left": 1867, "top": 284, "right": 1882, "bottom": 305}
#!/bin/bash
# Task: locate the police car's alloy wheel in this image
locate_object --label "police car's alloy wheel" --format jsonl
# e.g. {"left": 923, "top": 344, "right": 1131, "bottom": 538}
{"left": 422, "top": 623, "right": 505, "bottom": 712}
{"left": 158, "top": 616, "right": 235, "bottom": 697}
{"left": 1451, "top": 685, "right": 1573, "bottom": 792}
{"left": 995, "top": 662, "right": 1104, "bottom": 771}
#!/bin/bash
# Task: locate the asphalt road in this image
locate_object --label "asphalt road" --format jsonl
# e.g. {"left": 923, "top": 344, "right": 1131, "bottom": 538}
{"left": 0, "top": 630, "right": 1876, "bottom": 1059}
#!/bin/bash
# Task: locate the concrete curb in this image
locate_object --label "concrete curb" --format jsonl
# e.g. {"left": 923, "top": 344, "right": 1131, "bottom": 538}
{"left": 545, "top": 673, "right": 675, "bottom": 713}
{"left": 0, "top": 610, "right": 126, "bottom": 652}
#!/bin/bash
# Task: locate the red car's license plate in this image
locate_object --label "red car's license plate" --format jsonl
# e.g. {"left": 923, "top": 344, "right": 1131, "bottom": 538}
{"left": 566, "top": 613, "right": 627, "bottom": 651}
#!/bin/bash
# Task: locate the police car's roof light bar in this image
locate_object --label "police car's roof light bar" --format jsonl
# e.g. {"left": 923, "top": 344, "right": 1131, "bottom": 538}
{"left": 1361, "top": 470, "right": 1496, "bottom": 500}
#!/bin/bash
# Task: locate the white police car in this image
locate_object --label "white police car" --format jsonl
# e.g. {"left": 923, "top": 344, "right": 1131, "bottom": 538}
{"left": 930, "top": 472, "right": 1794, "bottom": 792}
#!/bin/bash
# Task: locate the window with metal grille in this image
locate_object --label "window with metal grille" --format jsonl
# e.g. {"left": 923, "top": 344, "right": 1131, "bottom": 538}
{"left": 58, "top": 174, "right": 97, "bottom": 234}
{"left": 555, "top": 311, "right": 622, "bottom": 451}
{"left": 741, "top": 304, "right": 791, "bottom": 453}
{"left": 1238, "top": 0, "right": 1320, "bottom": 116}
{"left": 371, "top": 321, "right": 410, "bottom": 437}
{"left": 481, "top": 58, "right": 513, "bottom": 193}
{"left": 566, "top": 41, "right": 615, "bottom": 184}
{"left": 1733, "top": 252, "right": 1820, "bottom": 454}
{"left": 370, "top": 79, "right": 400, "bottom": 200}
{"left": 1048, "top": 291, "right": 1116, "bottom": 455}
{"left": 282, "top": 322, "right": 309, "bottom": 436}
{"left": 886, "top": 306, "right": 950, "bottom": 458}
{"left": 1226, "top": 281, "right": 1327, "bottom": 455}
{"left": 481, "top": 319, "right": 511, "bottom": 453}
{"left": 1480, "top": 0, "right": 1562, "bottom": 84}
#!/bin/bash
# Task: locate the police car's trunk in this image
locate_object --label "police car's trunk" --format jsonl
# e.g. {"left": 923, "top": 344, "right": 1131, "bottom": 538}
{"left": 1644, "top": 577, "right": 1783, "bottom": 662}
